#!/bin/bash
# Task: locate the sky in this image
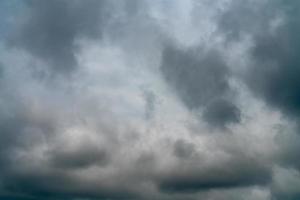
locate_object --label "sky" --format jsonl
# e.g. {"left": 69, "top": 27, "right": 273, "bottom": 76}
{"left": 0, "top": 0, "right": 300, "bottom": 199}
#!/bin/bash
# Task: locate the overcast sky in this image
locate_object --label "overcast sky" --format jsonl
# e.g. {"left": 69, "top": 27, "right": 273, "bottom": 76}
{"left": 0, "top": 0, "right": 300, "bottom": 199}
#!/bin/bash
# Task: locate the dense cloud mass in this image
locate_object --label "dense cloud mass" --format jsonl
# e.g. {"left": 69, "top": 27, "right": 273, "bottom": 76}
{"left": 161, "top": 44, "right": 240, "bottom": 127}
{"left": 1, "top": 0, "right": 300, "bottom": 199}
{"left": 10, "top": 0, "right": 109, "bottom": 73}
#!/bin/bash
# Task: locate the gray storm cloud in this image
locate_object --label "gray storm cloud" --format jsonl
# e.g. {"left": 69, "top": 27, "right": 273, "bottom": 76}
{"left": 160, "top": 44, "right": 240, "bottom": 127}
{"left": 10, "top": 0, "right": 109, "bottom": 73}
{"left": 0, "top": 0, "right": 300, "bottom": 200}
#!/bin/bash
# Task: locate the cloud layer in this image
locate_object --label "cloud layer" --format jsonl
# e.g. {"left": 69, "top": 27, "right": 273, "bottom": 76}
{"left": 0, "top": 0, "right": 300, "bottom": 199}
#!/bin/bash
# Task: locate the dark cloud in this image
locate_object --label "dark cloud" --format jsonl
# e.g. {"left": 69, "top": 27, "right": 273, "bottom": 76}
{"left": 0, "top": 106, "right": 55, "bottom": 169}
{"left": 220, "top": 0, "right": 300, "bottom": 119}
{"left": 218, "top": 2, "right": 300, "bottom": 199}
{"left": 2, "top": 170, "right": 135, "bottom": 200}
{"left": 161, "top": 45, "right": 229, "bottom": 109}
{"left": 218, "top": 0, "right": 277, "bottom": 41}
{"left": 271, "top": 167, "right": 300, "bottom": 200}
{"left": 247, "top": 12, "right": 300, "bottom": 118}
{"left": 173, "top": 139, "right": 195, "bottom": 159}
{"left": 273, "top": 191, "right": 300, "bottom": 200}
{"left": 202, "top": 98, "right": 240, "bottom": 128}
{"left": 160, "top": 44, "right": 240, "bottom": 127}
{"left": 158, "top": 150, "right": 271, "bottom": 193}
{"left": 2, "top": 0, "right": 300, "bottom": 199}
{"left": 274, "top": 125, "right": 300, "bottom": 171}
{"left": 49, "top": 146, "right": 110, "bottom": 169}
{"left": 10, "top": 0, "right": 109, "bottom": 73}
{"left": 0, "top": 75, "right": 130, "bottom": 199}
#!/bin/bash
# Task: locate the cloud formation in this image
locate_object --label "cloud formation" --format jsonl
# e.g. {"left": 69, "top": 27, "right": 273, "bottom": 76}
{"left": 0, "top": 0, "right": 300, "bottom": 200}
{"left": 10, "top": 0, "right": 109, "bottom": 73}
{"left": 160, "top": 44, "right": 240, "bottom": 127}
